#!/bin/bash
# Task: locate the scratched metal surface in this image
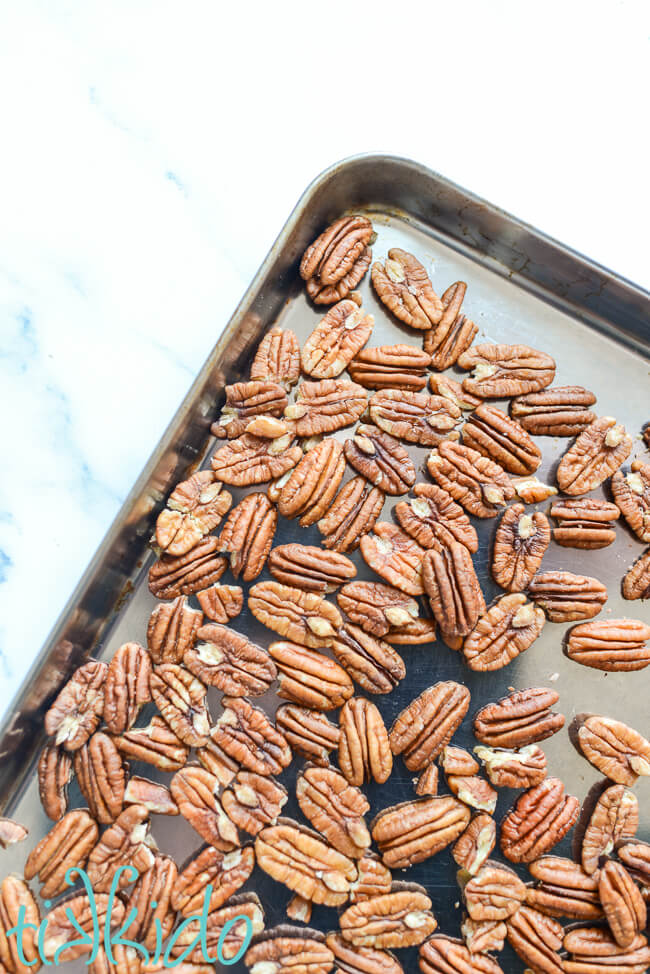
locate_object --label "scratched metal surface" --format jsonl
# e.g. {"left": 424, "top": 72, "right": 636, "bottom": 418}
{"left": 1, "top": 157, "right": 650, "bottom": 972}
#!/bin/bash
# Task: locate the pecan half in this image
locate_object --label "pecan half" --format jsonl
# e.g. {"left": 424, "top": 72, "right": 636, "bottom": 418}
{"left": 286, "top": 379, "right": 367, "bottom": 436}
{"left": 268, "top": 543, "right": 356, "bottom": 592}
{"left": 425, "top": 313, "right": 478, "bottom": 370}
{"left": 344, "top": 424, "right": 416, "bottom": 496}
{"left": 580, "top": 784, "right": 638, "bottom": 874}
{"left": 422, "top": 543, "right": 485, "bottom": 641}
{"left": 340, "top": 885, "right": 437, "bottom": 949}
{"left": 599, "top": 860, "right": 647, "bottom": 948}
{"left": 576, "top": 714, "right": 650, "bottom": 785}
{"left": 317, "top": 476, "right": 384, "bottom": 552}
{"left": 247, "top": 926, "right": 334, "bottom": 973}
{"left": 463, "top": 594, "right": 545, "bottom": 672}
{"left": 74, "top": 731, "right": 126, "bottom": 823}
{"left": 339, "top": 697, "right": 392, "bottom": 785}
{"left": 567, "top": 618, "right": 650, "bottom": 672}
{"left": 278, "top": 437, "right": 346, "bottom": 526}
{"left": 169, "top": 894, "right": 264, "bottom": 963}
{"left": 217, "top": 492, "right": 277, "bottom": 580}
{"left": 373, "top": 796, "right": 470, "bottom": 868}
{"left": 221, "top": 771, "right": 288, "bottom": 835}
{"left": 208, "top": 695, "right": 291, "bottom": 776}
{"left": 527, "top": 855, "right": 603, "bottom": 919}
{"left": 25, "top": 809, "right": 98, "bottom": 898}
{"left": 0, "top": 819, "right": 26, "bottom": 850}
{"left": 212, "top": 379, "right": 288, "bottom": 438}
{"left": 42, "top": 892, "right": 123, "bottom": 965}
{"left": 86, "top": 804, "right": 156, "bottom": 893}
{"left": 123, "top": 853, "right": 177, "bottom": 951}
{"left": 528, "top": 571, "right": 608, "bottom": 623}
{"left": 612, "top": 460, "right": 650, "bottom": 542}
{"left": 416, "top": 763, "right": 440, "bottom": 797}
{"left": 557, "top": 416, "right": 633, "bottom": 494}
{"left": 186, "top": 622, "right": 276, "bottom": 695}
{"left": 441, "top": 745, "right": 479, "bottom": 776}
{"left": 474, "top": 743, "right": 547, "bottom": 789}
{"left": 511, "top": 385, "right": 597, "bottom": 435}
{"left": 429, "top": 373, "right": 482, "bottom": 411}
{"left": 360, "top": 522, "right": 426, "bottom": 595}
{"left": 491, "top": 505, "right": 550, "bottom": 592}
{"left": 89, "top": 945, "right": 141, "bottom": 974}
{"left": 269, "top": 641, "right": 354, "bottom": 710}
{"left": 249, "top": 580, "right": 342, "bottom": 647}
{"left": 368, "top": 389, "right": 461, "bottom": 447}
{"left": 395, "top": 483, "right": 478, "bottom": 553}
{"left": 389, "top": 682, "right": 471, "bottom": 771}
{"left": 171, "top": 765, "right": 238, "bottom": 849}
{"left": 147, "top": 595, "right": 202, "bottom": 664}
{"left": 302, "top": 298, "right": 373, "bottom": 378}
{"left": 211, "top": 432, "right": 302, "bottom": 486}
{"left": 506, "top": 905, "right": 564, "bottom": 974}
{"left": 44, "top": 658, "right": 107, "bottom": 750}
{"left": 462, "top": 860, "right": 526, "bottom": 920}
{"left": 427, "top": 441, "right": 515, "bottom": 518}
{"left": 256, "top": 817, "right": 357, "bottom": 905}
{"left": 148, "top": 536, "right": 227, "bottom": 599}
{"left": 337, "top": 581, "right": 420, "bottom": 638}
{"left": 104, "top": 642, "right": 151, "bottom": 734}
{"left": 563, "top": 926, "right": 650, "bottom": 974}
{"left": 349, "top": 343, "right": 432, "bottom": 391}
{"left": 150, "top": 663, "right": 211, "bottom": 747}
{"left": 326, "top": 931, "right": 403, "bottom": 974}
{"left": 420, "top": 935, "right": 504, "bottom": 974}
{"left": 196, "top": 583, "right": 243, "bottom": 622}
{"left": 458, "top": 343, "right": 556, "bottom": 398}
{"left": 513, "top": 475, "right": 558, "bottom": 503}
{"left": 350, "top": 853, "right": 393, "bottom": 903}
{"left": 623, "top": 550, "right": 650, "bottom": 601}
{"left": 550, "top": 496, "right": 620, "bottom": 548}
{"left": 124, "top": 776, "right": 178, "bottom": 814}
{"left": 452, "top": 814, "right": 496, "bottom": 875}
{"left": 501, "top": 777, "right": 580, "bottom": 863}
{"left": 460, "top": 919, "right": 506, "bottom": 956}
{"left": 173, "top": 845, "right": 253, "bottom": 917}
{"left": 371, "top": 248, "right": 442, "bottom": 329}
{"left": 38, "top": 742, "right": 72, "bottom": 820}
{"left": 447, "top": 776, "right": 497, "bottom": 814}
{"left": 330, "top": 624, "right": 405, "bottom": 694}
{"left": 275, "top": 703, "right": 340, "bottom": 765}
{"left": 463, "top": 403, "right": 542, "bottom": 475}
{"left": 617, "top": 840, "right": 650, "bottom": 886}
{"left": 155, "top": 469, "right": 232, "bottom": 555}
{"left": 0, "top": 875, "right": 40, "bottom": 974}
{"left": 301, "top": 215, "right": 374, "bottom": 303}
{"left": 250, "top": 325, "right": 301, "bottom": 388}
{"left": 473, "top": 687, "right": 564, "bottom": 748}
{"left": 297, "top": 765, "right": 371, "bottom": 859}
{"left": 113, "top": 715, "right": 189, "bottom": 771}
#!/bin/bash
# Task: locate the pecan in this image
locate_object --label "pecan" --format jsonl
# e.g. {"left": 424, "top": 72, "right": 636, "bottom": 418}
{"left": 425, "top": 313, "right": 478, "bottom": 370}
{"left": 0, "top": 819, "right": 27, "bottom": 849}
{"left": 169, "top": 893, "right": 264, "bottom": 963}
{"left": 302, "top": 298, "right": 374, "bottom": 378}
{"left": 580, "top": 785, "right": 638, "bottom": 874}
{"left": 513, "top": 475, "right": 558, "bottom": 503}
{"left": 123, "top": 776, "right": 178, "bottom": 814}
{"left": 447, "top": 776, "right": 497, "bottom": 814}
{"left": 149, "top": 663, "right": 211, "bottom": 747}
{"left": 330, "top": 624, "right": 405, "bottom": 694}
{"left": 217, "top": 492, "right": 277, "bottom": 580}
{"left": 249, "top": 580, "right": 342, "bottom": 647}
{"left": 269, "top": 641, "right": 354, "bottom": 709}
{"left": 339, "top": 697, "right": 392, "bottom": 785}
{"left": 368, "top": 389, "right": 461, "bottom": 447}
{"left": 89, "top": 945, "right": 141, "bottom": 974}
{"left": 170, "top": 764, "right": 239, "bottom": 849}
{"left": 506, "top": 905, "right": 564, "bottom": 974}
{"left": 427, "top": 441, "right": 515, "bottom": 518}
{"left": 155, "top": 469, "right": 231, "bottom": 555}
{"left": 527, "top": 855, "right": 603, "bottom": 919}
{"left": 385, "top": 618, "right": 438, "bottom": 645}
{"left": 25, "top": 809, "right": 98, "bottom": 898}
{"left": 360, "top": 522, "right": 426, "bottom": 595}
{"left": 38, "top": 742, "right": 72, "bottom": 819}
{"left": 623, "top": 550, "right": 650, "bottom": 601}
{"left": 113, "top": 715, "right": 189, "bottom": 771}
{"left": 286, "top": 895, "right": 313, "bottom": 924}
{"left": 286, "top": 379, "right": 367, "bottom": 436}
{"left": 337, "top": 581, "right": 420, "bottom": 638}
{"left": 458, "top": 343, "right": 556, "bottom": 398}
{"left": 395, "top": 483, "right": 478, "bottom": 553}
{"left": 491, "top": 504, "right": 550, "bottom": 592}
{"left": 340, "top": 884, "right": 437, "bottom": 949}
{"left": 473, "top": 687, "right": 564, "bottom": 747}
{"left": 326, "top": 932, "right": 403, "bottom": 974}
{"left": 256, "top": 817, "right": 357, "bottom": 905}
{"left": 300, "top": 216, "right": 374, "bottom": 303}
{"left": 389, "top": 682, "right": 470, "bottom": 771}
{"left": 563, "top": 926, "right": 650, "bottom": 974}
{"left": 344, "top": 424, "right": 416, "bottom": 496}
{"left": 44, "top": 658, "right": 107, "bottom": 750}
{"left": 317, "top": 476, "right": 385, "bottom": 552}
{"left": 576, "top": 714, "right": 650, "bottom": 785}
{"left": 511, "top": 385, "right": 597, "bottom": 435}
{"left": 416, "top": 762, "right": 439, "bottom": 797}
{"left": 473, "top": 743, "right": 547, "bottom": 789}
{"left": 557, "top": 416, "right": 633, "bottom": 494}
{"left": 275, "top": 703, "right": 340, "bottom": 765}
{"left": 196, "top": 583, "right": 243, "bottom": 622}
{"left": 122, "top": 853, "right": 177, "bottom": 951}
{"left": 463, "top": 403, "right": 542, "bottom": 474}
{"left": 349, "top": 343, "right": 432, "bottom": 391}
{"left": 617, "top": 840, "right": 650, "bottom": 886}
{"left": 429, "top": 373, "right": 482, "bottom": 411}
{"left": 146, "top": 595, "right": 202, "bottom": 664}
{"left": 250, "top": 325, "right": 301, "bottom": 388}
{"left": 73, "top": 731, "right": 126, "bottom": 823}
{"left": 463, "top": 593, "right": 545, "bottom": 671}
{"left": 269, "top": 543, "right": 356, "bottom": 592}
{"left": 221, "top": 771, "right": 288, "bottom": 835}
{"left": 612, "top": 460, "right": 650, "bottom": 542}
{"left": 460, "top": 918, "right": 506, "bottom": 955}
{"left": 419, "top": 935, "right": 504, "bottom": 974}
{"left": 452, "top": 814, "right": 496, "bottom": 875}
{"left": 422, "top": 543, "right": 485, "bottom": 640}
{"left": 528, "top": 571, "right": 608, "bottom": 623}
{"left": 247, "top": 927, "right": 334, "bottom": 973}
{"left": 103, "top": 642, "right": 151, "bottom": 734}
{"left": 297, "top": 765, "right": 371, "bottom": 859}
{"left": 373, "top": 796, "right": 470, "bottom": 869}
{"left": 208, "top": 696, "right": 292, "bottom": 776}
{"left": 550, "top": 496, "right": 620, "bottom": 548}
{"left": 0, "top": 875, "right": 40, "bottom": 974}
{"left": 148, "top": 536, "right": 227, "bottom": 598}
{"left": 172, "top": 845, "right": 254, "bottom": 916}
{"left": 500, "top": 777, "right": 580, "bottom": 863}
{"left": 42, "top": 892, "right": 123, "bottom": 964}
{"left": 86, "top": 804, "right": 156, "bottom": 893}
{"left": 185, "top": 622, "right": 276, "bottom": 695}
{"left": 441, "top": 745, "right": 479, "bottom": 775}
{"left": 211, "top": 432, "right": 302, "bottom": 486}
{"left": 567, "top": 618, "right": 650, "bottom": 672}
{"left": 599, "top": 860, "right": 647, "bottom": 948}
{"left": 350, "top": 853, "right": 393, "bottom": 903}
{"left": 278, "top": 437, "right": 346, "bottom": 526}
{"left": 212, "top": 379, "right": 288, "bottom": 438}
{"left": 371, "top": 248, "right": 442, "bottom": 329}
{"left": 462, "top": 860, "right": 526, "bottom": 920}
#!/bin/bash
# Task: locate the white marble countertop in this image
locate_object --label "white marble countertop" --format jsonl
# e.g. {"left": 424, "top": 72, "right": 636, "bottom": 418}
{"left": 1, "top": 0, "right": 648, "bottom": 717}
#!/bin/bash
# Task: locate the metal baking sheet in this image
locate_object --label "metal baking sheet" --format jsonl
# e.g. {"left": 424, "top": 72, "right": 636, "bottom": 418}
{"left": 1, "top": 155, "right": 649, "bottom": 972}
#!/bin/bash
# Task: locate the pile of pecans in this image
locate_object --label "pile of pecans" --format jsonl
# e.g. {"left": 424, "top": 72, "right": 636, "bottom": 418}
{"left": 2, "top": 213, "right": 650, "bottom": 974}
